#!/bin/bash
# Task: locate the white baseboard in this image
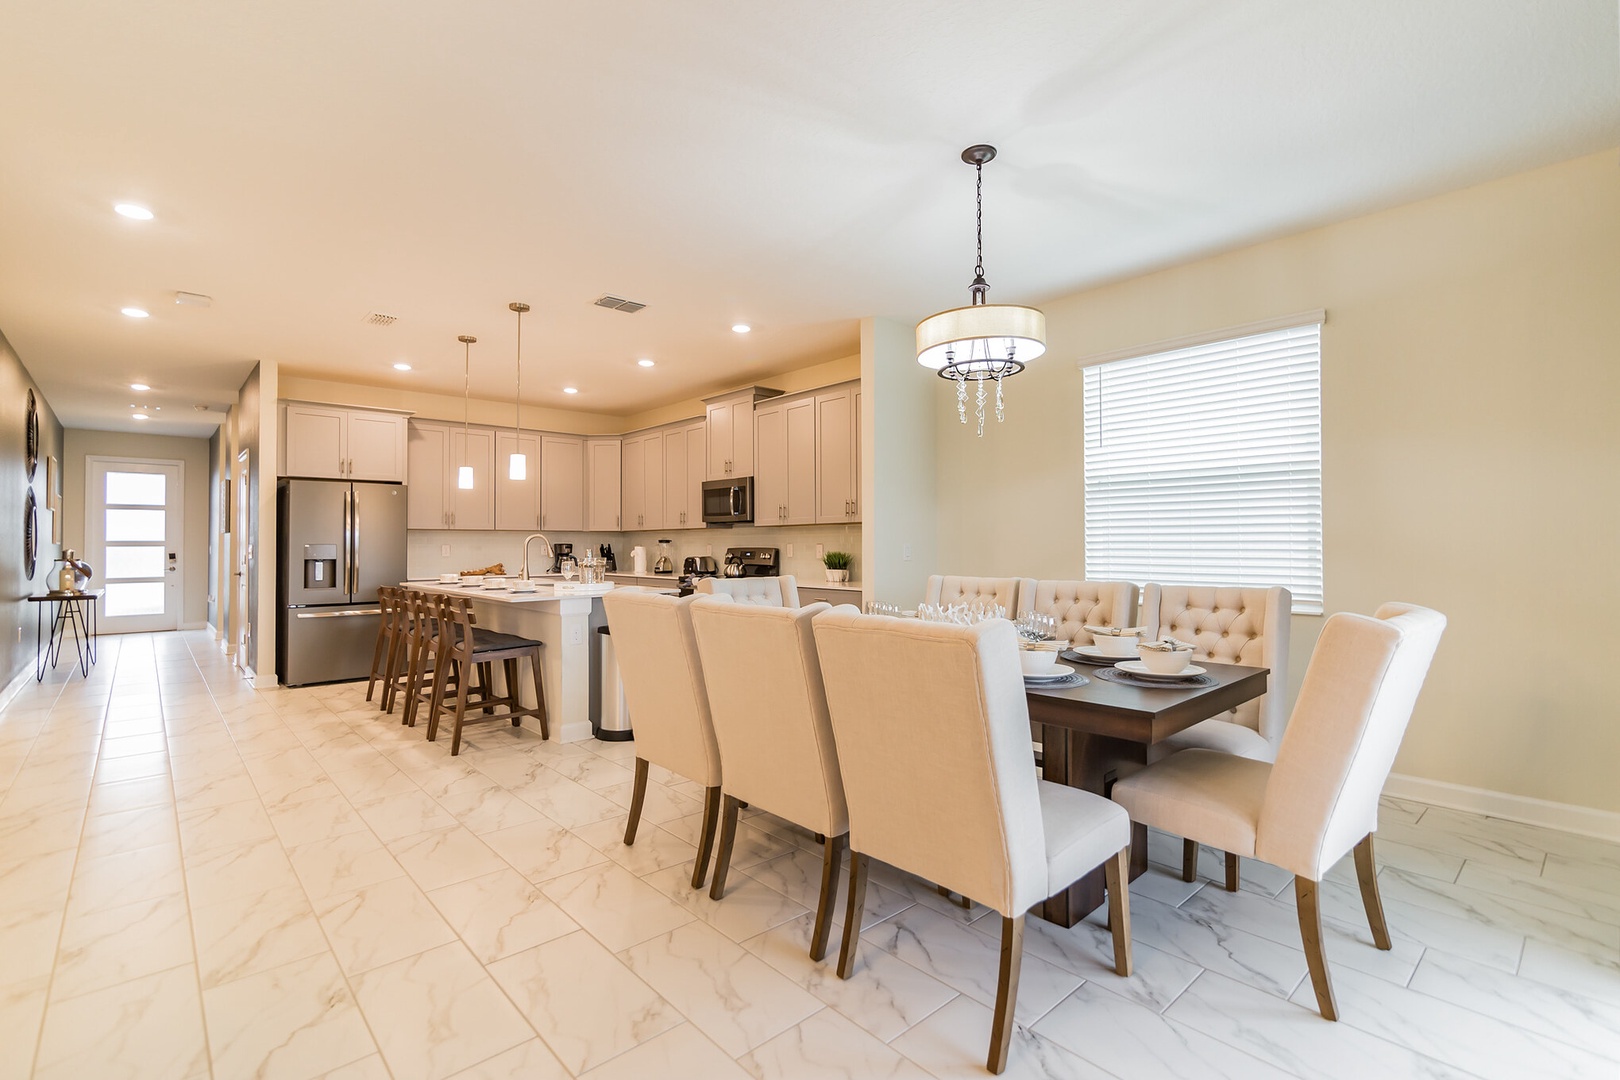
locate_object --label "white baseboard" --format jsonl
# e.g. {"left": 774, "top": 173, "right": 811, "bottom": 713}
{"left": 558, "top": 720, "right": 594, "bottom": 744}
{"left": 182, "top": 620, "right": 207, "bottom": 630}
{"left": 0, "top": 664, "right": 36, "bottom": 713}
{"left": 249, "top": 671, "right": 279, "bottom": 691}
{"left": 1384, "top": 772, "right": 1620, "bottom": 843}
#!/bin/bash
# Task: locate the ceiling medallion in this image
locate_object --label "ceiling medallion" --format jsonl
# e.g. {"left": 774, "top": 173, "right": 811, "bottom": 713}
{"left": 915, "top": 145, "right": 1047, "bottom": 436}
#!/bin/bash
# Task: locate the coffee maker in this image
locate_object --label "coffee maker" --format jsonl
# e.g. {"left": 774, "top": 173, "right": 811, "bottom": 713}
{"left": 549, "top": 542, "right": 574, "bottom": 574}
{"left": 599, "top": 543, "right": 616, "bottom": 572}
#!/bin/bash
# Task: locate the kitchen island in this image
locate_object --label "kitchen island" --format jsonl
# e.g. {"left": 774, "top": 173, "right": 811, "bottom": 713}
{"left": 401, "top": 581, "right": 676, "bottom": 742}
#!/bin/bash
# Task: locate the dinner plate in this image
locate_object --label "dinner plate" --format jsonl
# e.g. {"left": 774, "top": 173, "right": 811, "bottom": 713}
{"left": 1023, "top": 663, "right": 1077, "bottom": 682}
{"left": 1115, "top": 660, "right": 1206, "bottom": 681}
{"left": 1065, "top": 644, "right": 1131, "bottom": 664}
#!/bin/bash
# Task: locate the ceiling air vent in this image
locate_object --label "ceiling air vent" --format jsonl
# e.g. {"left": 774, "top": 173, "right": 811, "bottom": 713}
{"left": 593, "top": 295, "right": 646, "bottom": 313}
{"left": 364, "top": 311, "right": 399, "bottom": 327}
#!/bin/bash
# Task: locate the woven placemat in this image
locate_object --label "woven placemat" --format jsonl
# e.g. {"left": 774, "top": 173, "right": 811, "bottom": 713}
{"left": 1060, "top": 649, "right": 1125, "bottom": 667}
{"left": 1025, "top": 672, "right": 1089, "bottom": 689}
{"left": 1094, "top": 667, "right": 1217, "bottom": 689}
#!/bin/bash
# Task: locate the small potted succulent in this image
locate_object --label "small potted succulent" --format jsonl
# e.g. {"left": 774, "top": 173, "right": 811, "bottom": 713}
{"left": 822, "top": 551, "right": 852, "bottom": 584}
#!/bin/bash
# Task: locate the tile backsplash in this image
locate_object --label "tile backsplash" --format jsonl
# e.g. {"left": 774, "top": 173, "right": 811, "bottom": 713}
{"left": 407, "top": 522, "right": 863, "bottom": 583}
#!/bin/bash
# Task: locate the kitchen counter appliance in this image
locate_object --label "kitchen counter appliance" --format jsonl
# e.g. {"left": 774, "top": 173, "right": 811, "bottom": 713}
{"left": 702, "top": 477, "right": 754, "bottom": 525}
{"left": 653, "top": 539, "right": 675, "bottom": 574}
{"left": 725, "top": 547, "right": 780, "bottom": 577}
{"left": 276, "top": 478, "right": 407, "bottom": 687}
{"left": 549, "top": 542, "right": 574, "bottom": 574}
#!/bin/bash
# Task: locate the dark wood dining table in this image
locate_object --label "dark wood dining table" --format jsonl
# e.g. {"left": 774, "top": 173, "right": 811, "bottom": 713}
{"left": 1025, "top": 659, "right": 1269, "bottom": 927}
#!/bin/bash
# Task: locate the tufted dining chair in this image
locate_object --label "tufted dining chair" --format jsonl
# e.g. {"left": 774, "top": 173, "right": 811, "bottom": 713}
{"left": 812, "top": 609, "right": 1132, "bottom": 1074}
{"left": 1019, "top": 579, "right": 1140, "bottom": 644}
{"left": 601, "top": 590, "right": 724, "bottom": 888}
{"left": 689, "top": 596, "right": 849, "bottom": 960}
{"left": 1112, "top": 603, "right": 1445, "bottom": 1022}
{"left": 922, "top": 574, "right": 1035, "bottom": 616}
{"left": 695, "top": 575, "right": 801, "bottom": 607}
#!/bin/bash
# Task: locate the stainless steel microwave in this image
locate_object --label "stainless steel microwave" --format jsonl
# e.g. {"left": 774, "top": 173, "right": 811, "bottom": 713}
{"left": 701, "top": 477, "right": 753, "bottom": 525}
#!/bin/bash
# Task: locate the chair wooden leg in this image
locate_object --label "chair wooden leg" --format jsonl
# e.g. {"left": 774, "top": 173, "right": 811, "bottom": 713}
{"left": 836, "top": 851, "right": 869, "bottom": 979}
{"left": 1182, "top": 838, "right": 1198, "bottom": 883}
{"left": 691, "top": 785, "right": 722, "bottom": 889}
{"left": 365, "top": 619, "right": 388, "bottom": 702}
{"left": 1104, "top": 845, "right": 1133, "bottom": 976}
{"left": 449, "top": 662, "right": 473, "bottom": 755}
{"left": 504, "top": 658, "right": 522, "bottom": 726}
{"left": 1225, "top": 851, "right": 1240, "bottom": 892}
{"left": 1294, "top": 876, "right": 1339, "bottom": 1020}
{"left": 478, "top": 661, "right": 495, "bottom": 714}
{"left": 708, "top": 795, "right": 742, "bottom": 901}
{"left": 424, "top": 656, "right": 451, "bottom": 741}
{"left": 809, "top": 832, "right": 847, "bottom": 962}
{"left": 987, "top": 915, "right": 1025, "bottom": 1075}
{"left": 1354, "top": 833, "right": 1392, "bottom": 950}
{"left": 529, "top": 647, "right": 549, "bottom": 739}
{"left": 623, "top": 758, "right": 649, "bottom": 845}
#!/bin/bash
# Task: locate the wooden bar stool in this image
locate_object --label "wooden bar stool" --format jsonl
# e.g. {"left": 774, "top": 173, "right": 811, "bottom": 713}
{"left": 423, "top": 596, "right": 549, "bottom": 754}
{"left": 367, "top": 586, "right": 406, "bottom": 708}
{"left": 401, "top": 590, "right": 459, "bottom": 729}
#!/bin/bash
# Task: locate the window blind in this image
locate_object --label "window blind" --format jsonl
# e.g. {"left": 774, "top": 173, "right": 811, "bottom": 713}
{"left": 1082, "top": 322, "right": 1323, "bottom": 614}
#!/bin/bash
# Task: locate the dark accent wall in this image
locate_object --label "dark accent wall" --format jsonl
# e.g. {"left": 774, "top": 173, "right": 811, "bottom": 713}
{"left": 0, "top": 327, "right": 65, "bottom": 692}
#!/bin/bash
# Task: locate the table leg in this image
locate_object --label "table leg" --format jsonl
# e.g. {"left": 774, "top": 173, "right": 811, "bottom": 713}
{"left": 34, "top": 601, "right": 46, "bottom": 681}
{"left": 69, "top": 600, "right": 91, "bottom": 676}
{"left": 1038, "top": 727, "right": 1153, "bottom": 928}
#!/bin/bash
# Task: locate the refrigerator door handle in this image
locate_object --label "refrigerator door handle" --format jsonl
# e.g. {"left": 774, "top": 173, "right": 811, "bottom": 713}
{"left": 351, "top": 489, "right": 361, "bottom": 596}
{"left": 342, "top": 486, "right": 353, "bottom": 597}
{"left": 295, "top": 609, "right": 383, "bottom": 618}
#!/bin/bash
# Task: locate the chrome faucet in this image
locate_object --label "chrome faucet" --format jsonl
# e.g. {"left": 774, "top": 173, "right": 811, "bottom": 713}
{"left": 518, "top": 534, "right": 553, "bottom": 581}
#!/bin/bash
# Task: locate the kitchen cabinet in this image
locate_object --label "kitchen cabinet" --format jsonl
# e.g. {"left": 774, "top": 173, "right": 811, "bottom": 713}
{"left": 815, "top": 383, "right": 860, "bottom": 523}
{"left": 620, "top": 431, "right": 665, "bottom": 530}
{"left": 281, "top": 402, "right": 409, "bottom": 481}
{"left": 495, "top": 430, "right": 542, "bottom": 531}
{"left": 586, "top": 438, "right": 622, "bottom": 531}
{"left": 539, "top": 434, "right": 584, "bottom": 531}
{"left": 663, "top": 421, "right": 705, "bottom": 529}
{"left": 704, "top": 386, "right": 780, "bottom": 480}
{"left": 407, "top": 420, "right": 492, "bottom": 530}
{"left": 754, "top": 395, "right": 816, "bottom": 526}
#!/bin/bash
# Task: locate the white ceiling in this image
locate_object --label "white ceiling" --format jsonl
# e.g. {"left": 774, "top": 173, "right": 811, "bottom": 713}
{"left": 2, "top": 1, "right": 1616, "bottom": 437}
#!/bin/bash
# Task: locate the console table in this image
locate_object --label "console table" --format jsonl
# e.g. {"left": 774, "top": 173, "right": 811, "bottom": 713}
{"left": 28, "top": 591, "right": 101, "bottom": 680}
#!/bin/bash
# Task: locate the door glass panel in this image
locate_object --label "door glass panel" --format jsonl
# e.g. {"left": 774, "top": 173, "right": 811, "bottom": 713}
{"left": 103, "top": 581, "right": 166, "bottom": 616}
{"left": 103, "top": 546, "right": 166, "bottom": 579}
{"left": 106, "top": 471, "right": 166, "bottom": 506}
{"left": 105, "top": 509, "right": 166, "bottom": 542}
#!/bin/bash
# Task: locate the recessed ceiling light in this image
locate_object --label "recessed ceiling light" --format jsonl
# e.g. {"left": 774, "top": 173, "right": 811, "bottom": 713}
{"left": 130, "top": 383, "right": 150, "bottom": 391}
{"left": 121, "top": 307, "right": 150, "bottom": 319}
{"left": 637, "top": 359, "right": 655, "bottom": 368}
{"left": 563, "top": 387, "right": 579, "bottom": 395}
{"left": 731, "top": 324, "right": 751, "bottom": 334}
{"left": 393, "top": 362, "right": 412, "bottom": 371}
{"left": 114, "top": 203, "right": 154, "bottom": 220}
{"left": 132, "top": 412, "right": 150, "bottom": 421}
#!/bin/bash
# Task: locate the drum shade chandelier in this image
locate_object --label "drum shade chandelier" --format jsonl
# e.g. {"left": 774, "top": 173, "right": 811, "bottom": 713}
{"left": 457, "top": 334, "right": 477, "bottom": 489}
{"left": 915, "top": 145, "right": 1046, "bottom": 436}
{"left": 507, "top": 302, "right": 530, "bottom": 480}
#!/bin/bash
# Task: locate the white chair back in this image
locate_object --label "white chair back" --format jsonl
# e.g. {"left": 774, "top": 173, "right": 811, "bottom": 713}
{"left": 696, "top": 575, "right": 801, "bottom": 607}
{"left": 1257, "top": 603, "right": 1445, "bottom": 878}
{"left": 1021, "top": 579, "right": 1139, "bottom": 644}
{"left": 689, "top": 598, "right": 847, "bottom": 835}
{"left": 922, "top": 574, "right": 1034, "bottom": 615}
{"left": 811, "top": 609, "right": 1048, "bottom": 916}
{"left": 601, "top": 591, "right": 721, "bottom": 786}
{"left": 1143, "top": 584, "right": 1291, "bottom": 746}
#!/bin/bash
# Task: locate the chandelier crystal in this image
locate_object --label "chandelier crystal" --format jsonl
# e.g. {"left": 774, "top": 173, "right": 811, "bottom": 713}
{"left": 915, "top": 145, "right": 1046, "bottom": 436}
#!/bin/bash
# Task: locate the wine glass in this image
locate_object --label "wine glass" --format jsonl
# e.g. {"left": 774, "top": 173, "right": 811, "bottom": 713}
{"left": 560, "top": 556, "right": 577, "bottom": 582}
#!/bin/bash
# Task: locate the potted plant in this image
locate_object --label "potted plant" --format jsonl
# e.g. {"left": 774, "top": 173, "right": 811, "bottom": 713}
{"left": 822, "top": 551, "right": 852, "bottom": 583}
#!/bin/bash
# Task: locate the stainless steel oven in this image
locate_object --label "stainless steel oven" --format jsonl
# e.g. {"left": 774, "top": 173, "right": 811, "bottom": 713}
{"left": 701, "top": 477, "right": 753, "bottom": 525}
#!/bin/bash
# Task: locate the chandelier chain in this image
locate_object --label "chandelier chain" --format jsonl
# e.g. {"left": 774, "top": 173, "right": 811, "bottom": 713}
{"left": 974, "top": 163, "right": 985, "bottom": 283}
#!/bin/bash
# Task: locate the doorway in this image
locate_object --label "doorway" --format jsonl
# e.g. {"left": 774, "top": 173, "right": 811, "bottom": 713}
{"left": 85, "top": 457, "right": 184, "bottom": 634}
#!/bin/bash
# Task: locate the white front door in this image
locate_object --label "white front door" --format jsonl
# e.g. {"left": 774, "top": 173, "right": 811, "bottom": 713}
{"left": 87, "top": 457, "right": 183, "bottom": 633}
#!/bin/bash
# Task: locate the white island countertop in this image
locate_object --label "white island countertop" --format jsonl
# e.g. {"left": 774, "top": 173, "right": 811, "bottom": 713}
{"left": 402, "top": 579, "right": 676, "bottom": 603}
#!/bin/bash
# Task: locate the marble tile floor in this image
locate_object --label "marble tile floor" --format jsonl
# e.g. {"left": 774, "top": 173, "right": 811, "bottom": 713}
{"left": 1, "top": 630, "right": 1618, "bottom": 1079}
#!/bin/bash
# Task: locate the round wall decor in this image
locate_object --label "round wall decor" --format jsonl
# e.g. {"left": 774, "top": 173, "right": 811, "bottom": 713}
{"left": 25, "top": 389, "right": 39, "bottom": 481}
{"left": 24, "top": 488, "right": 38, "bottom": 579}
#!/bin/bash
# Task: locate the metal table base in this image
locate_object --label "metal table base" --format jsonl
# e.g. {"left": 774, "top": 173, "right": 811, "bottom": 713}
{"left": 29, "top": 592, "right": 101, "bottom": 680}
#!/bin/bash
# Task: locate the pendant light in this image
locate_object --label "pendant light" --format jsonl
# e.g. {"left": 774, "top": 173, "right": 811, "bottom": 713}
{"left": 457, "top": 335, "right": 476, "bottom": 489}
{"left": 915, "top": 144, "right": 1046, "bottom": 436}
{"left": 508, "top": 302, "right": 530, "bottom": 480}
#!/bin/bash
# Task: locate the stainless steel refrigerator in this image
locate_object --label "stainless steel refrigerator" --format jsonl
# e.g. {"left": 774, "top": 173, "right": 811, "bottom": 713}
{"left": 276, "top": 478, "right": 408, "bottom": 687}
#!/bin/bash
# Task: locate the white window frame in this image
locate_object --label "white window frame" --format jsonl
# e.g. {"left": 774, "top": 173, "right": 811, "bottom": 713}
{"left": 1078, "top": 312, "right": 1324, "bottom": 614}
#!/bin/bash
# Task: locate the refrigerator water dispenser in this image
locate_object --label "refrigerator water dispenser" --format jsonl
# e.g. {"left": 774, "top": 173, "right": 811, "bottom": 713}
{"left": 303, "top": 544, "right": 338, "bottom": 589}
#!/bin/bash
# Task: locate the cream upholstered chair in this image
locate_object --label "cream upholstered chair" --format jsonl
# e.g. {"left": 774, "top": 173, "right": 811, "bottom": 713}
{"left": 689, "top": 597, "right": 849, "bottom": 960}
{"left": 600, "top": 591, "right": 723, "bottom": 888}
{"left": 922, "top": 574, "right": 1034, "bottom": 615}
{"left": 695, "top": 575, "right": 801, "bottom": 607}
{"left": 1019, "top": 579, "right": 1140, "bottom": 644}
{"left": 1112, "top": 602, "right": 1446, "bottom": 1022}
{"left": 1142, "top": 584, "right": 1290, "bottom": 761}
{"left": 812, "top": 609, "right": 1132, "bottom": 1074}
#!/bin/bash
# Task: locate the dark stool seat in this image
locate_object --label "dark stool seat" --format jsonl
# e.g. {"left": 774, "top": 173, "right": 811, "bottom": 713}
{"left": 422, "top": 595, "right": 550, "bottom": 754}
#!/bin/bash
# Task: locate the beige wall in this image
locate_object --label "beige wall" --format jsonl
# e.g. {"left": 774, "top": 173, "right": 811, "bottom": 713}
{"left": 934, "top": 149, "right": 1620, "bottom": 813}
{"left": 63, "top": 429, "right": 213, "bottom": 629}
{"left": 861, "top": 318, "right": 936, "bottom": 607}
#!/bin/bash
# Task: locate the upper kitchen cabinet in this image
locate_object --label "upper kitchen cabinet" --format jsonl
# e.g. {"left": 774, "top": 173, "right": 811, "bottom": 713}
{"left": 754, "top": 395, "right": 817, "bottom": 526}
{"left": 815, "top": 383, "right": 860, "bottom": 523}
{"left": 539, "top": 434, "right": 585, "bottom": 531}
{"left": 664, "top": 421, "right": 706, "bottom": 529}
{"left": 407, "top": 420, "right": 493, "bottom": 530}
{"left": 281, "top": 402, "right": 409, "bottom": 481}
{"left": 621, "top": 431, "right": 666, "bottom": 531}
{"left": 586, "top": 438, "right": 622, "bottom": 531}
{"left": 704, "top": 386, "right": 781, "bottom": 480}
{"left": 495, "top": 429, "right": 543, "bottom": 531}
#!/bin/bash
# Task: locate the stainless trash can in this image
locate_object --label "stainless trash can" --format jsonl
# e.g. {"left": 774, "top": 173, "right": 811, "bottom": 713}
{"left": 595, "top": 625, "right": 633, "bottom": 741}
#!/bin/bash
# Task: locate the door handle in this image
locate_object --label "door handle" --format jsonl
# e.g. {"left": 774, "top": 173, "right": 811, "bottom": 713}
{"left": 351, "top": 492, "right": 362, "bottom": 595}
{"left": 295, "top": 609, "right": 383, "bottom": 619}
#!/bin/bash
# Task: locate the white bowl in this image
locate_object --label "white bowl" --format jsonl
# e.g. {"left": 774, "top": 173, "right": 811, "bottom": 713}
{"left": 1018, "top": 641, "right": 1061, "bottom": 674}
{"left": 437, "top": 574, "right": 459, "bottom": 584}
{"left": 483, "top": 577, "right": 507, "bottom": 589}
{"left": 1136, "top": 644, "right": 1195, "bottom": 675}
{"left": 510, "top": 580, "right": 537, "bottom": 593}
{"left": 458, "top": 575, "right": 482, "bottom": 587}
{"left": 1089, "top": 634, "right": 1140, "bottom": 657}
